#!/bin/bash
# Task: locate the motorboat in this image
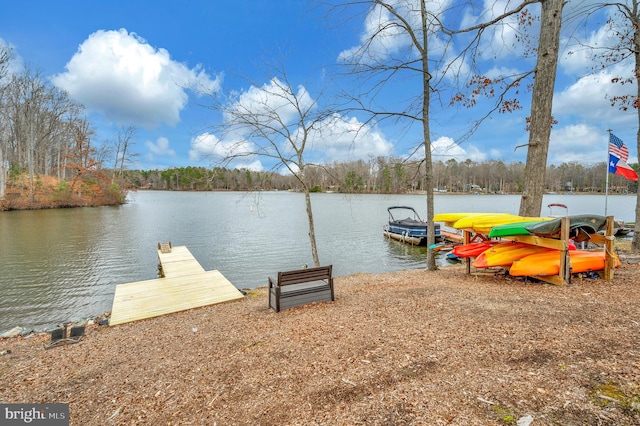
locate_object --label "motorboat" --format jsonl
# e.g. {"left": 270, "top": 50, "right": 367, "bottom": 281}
{"left": 383, "top": 206, "right": 441, "bottom": 246}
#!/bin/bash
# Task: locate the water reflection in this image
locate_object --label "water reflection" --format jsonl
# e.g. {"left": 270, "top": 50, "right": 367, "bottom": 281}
{"left": 0, "top": 191, "right": 636, "bottom": 334}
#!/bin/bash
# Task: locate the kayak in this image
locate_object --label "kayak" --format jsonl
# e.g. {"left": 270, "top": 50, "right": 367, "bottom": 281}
{"left": 470, "top": 216, "right": 551, "bottom": 235}
{"left": 451, "top": 241, "right": 496, "bottom": 258}
{"left": 525, "top": 215, "right": 607, "bottom": 241}
{"left": 472, "top": 240, "right": 577, "bottom": 268}
{"left": 488, "top": 220, "right": 549, "bottom": 238}
{"left": 429, "top": 242, "right": 456, "bottom": 252}
{"left": 509, "top": 250, "right": 620, "bottom": 277}
{"left": 469, "top": 241, "right": 528, "bottom": 267}
{"left": 433, "top": 212, "right": 489, "bottom": 224}
{"left": 440, "top": 229, "right": 464, "bottom": 244}
{"left": 473, "top": 244, "right": 553, "bottom": 268}
{"left": 452, "top": 213, "right": 514, "bottom": 231}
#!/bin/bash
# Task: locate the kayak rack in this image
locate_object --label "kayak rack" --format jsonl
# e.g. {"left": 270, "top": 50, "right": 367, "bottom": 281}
{"left": 461, "top": 216, "right": 617, "bottom": 285}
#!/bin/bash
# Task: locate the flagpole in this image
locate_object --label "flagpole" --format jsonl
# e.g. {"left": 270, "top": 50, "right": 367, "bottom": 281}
{"left": 605, "top": 129, "right": 611, "bottom": 217}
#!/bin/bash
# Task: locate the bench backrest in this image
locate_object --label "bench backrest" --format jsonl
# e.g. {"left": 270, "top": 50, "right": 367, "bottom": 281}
{"left": 277, "top": 265, "right": 332, "bottom": 286}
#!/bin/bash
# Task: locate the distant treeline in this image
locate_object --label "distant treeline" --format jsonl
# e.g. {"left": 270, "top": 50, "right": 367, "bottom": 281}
{"left": 123, "top": 157, "right": 639, "bottom": 194}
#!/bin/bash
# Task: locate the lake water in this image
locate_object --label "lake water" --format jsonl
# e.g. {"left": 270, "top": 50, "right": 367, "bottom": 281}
{"left": 0, "top": 191, "right": 636, "bottom": 334}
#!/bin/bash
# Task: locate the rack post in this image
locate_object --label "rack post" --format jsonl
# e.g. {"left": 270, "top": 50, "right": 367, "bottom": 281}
{"left": 603, "top": 216, "right": 615, "bottom": 280}
{"left": 558, "top": 216, "right": 571, "bottom": 285}
{"left": 464, "top": 230, "right": 471, "bottom": 274}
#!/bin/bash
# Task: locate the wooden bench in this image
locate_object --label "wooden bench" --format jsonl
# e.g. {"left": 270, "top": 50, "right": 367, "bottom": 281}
{"left": 268, "top": 265, "right": 335, "bottom": 312}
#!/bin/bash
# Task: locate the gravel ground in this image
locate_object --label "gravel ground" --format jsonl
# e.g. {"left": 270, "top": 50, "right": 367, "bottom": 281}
{"left": 1, "top": 262, "right": 639, "bottom": 425}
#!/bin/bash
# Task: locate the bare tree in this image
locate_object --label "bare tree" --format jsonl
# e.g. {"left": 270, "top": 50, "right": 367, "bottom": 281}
{"left": 112, "top": 125, "right": 137, "bottom": 189}
{"left": 206, "top": 66, "right": 335, "bottom": 266}
{"left": 3, "top": 67, "right": 80, "bottom": 201}
{"left": 0, "top": 46, "right": 11, "bottom": 198}
{"left": 0, "top": 46, "right": 11, "bottom": 81}
{"left": 442, "top": 0, "right": 563, "bottom": 216}
{"left": 64, "top": 118, "right": 99, "bottom": 199}
{"left": 336, "top": 0, "right": 456, "bottom": 270}
{"left": 336, "top": 0, "right": 560, "bottom": 269}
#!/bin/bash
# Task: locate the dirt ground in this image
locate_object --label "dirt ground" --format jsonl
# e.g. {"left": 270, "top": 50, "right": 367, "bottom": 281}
{"left": 1, "top": 262, "right": 639, "bottom": 425}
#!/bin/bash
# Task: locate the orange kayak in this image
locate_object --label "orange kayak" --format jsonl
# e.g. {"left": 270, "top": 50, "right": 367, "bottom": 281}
{"left": 510, "top": 250, "right": 620, "bottom": 277}
{"left": 473, "top": 241, "right": 577, "bottom": 268}
{"left": 473, "top": 244, "right": 552, "bottom": 268}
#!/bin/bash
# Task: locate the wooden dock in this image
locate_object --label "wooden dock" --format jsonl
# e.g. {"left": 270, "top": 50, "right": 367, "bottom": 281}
{"left": 109, "top": 245, "right": 244, "bottom": 326}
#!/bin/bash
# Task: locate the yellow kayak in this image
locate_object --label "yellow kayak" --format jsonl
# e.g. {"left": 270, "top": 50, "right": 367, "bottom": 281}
{"left": 470, "top": 215, "right": 552, "bottom": 235}
{"left": 433, "top": 212, "right": 488, "bottom": 225}
{"left": 452, "top": 213, "right": 514, "bottom": 231}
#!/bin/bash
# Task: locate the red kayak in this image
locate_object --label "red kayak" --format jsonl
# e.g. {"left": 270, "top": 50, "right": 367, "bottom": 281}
{"left": 451, "top": 241, "right": 495, "bottom": 258}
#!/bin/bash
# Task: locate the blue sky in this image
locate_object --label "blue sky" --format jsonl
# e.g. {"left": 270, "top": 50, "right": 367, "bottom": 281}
{"left": 1, "top": 0, "right": 637, "bottom": 171}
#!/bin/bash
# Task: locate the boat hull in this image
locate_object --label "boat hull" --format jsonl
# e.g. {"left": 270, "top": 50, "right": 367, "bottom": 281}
{"left": 384, "top": 206, "right": 441, "bottom": 246}
{"left": 383, "top": 223, "right": 442, "bottom": 246}
{"left": 383, "top": 229, "right": 428, "bottom": 245}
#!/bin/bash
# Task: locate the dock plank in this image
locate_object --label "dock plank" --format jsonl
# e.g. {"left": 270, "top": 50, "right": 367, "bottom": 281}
{"left": 110, "top": 246, "right": 244, "bottom": 326}
{"left": 157, "top": 246, "right": 206, "bottom": 278}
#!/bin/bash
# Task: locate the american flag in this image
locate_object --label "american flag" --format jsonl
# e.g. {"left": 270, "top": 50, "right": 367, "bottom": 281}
{"left": 609, "top": 133, "right": 629, "bottom": 162}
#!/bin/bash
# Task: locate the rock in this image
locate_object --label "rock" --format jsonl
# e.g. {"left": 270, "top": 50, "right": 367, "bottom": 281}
{"left": 1, "top": 326, "right": 23, "bottom": 338}
{"left": 517, "top": 415, "right": 534, "bottom": 426}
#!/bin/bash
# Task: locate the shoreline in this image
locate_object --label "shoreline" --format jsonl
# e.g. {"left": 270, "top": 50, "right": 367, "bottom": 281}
{"left": 3, "top": 248, "right": 640, "bottom": 338}
{"left": 2, "top": 266, "right": 639, "bottom": 424}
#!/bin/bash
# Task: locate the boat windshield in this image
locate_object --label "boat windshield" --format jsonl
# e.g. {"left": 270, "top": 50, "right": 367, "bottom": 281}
{"left": 388, "top": 206, "right": 423, "bottom": 222}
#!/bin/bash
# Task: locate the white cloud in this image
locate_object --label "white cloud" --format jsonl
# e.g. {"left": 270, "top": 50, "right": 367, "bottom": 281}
{"left": 145, "top": 136, "right": 176, "bottom": 156}
{"left": 189, "top": 132, "right": 263, "bottom": 171}
{"left": 189, "top": 132, "right": 221, "bottom": 161}
{"left": 226, "top": 78, "right": 315, "bottom": 130}
{"left": 191, "top": 113, "right": 393, "bottom": 171}
{"left": 548, "top": 123, "right": 609, "bottom": 165}
{"left": 304, "top": 113, "right": 394, "bottom": 163}
{"left": 553, "top": 64, "right": 637, "bottom": 128}
{"left": 189, "top": 78, "right": 317, "bottom": 170}
{"left": 237, "top": 160, "right": 264, "bottom": 172}
{"left": 430, "top": 136, "right": 487, "bottom": 162}
{"left": 227, "top": 80, "right": 394, "bottom": 164}
{"left": 51, "top": 29, "right": 221, "bottom": 128}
